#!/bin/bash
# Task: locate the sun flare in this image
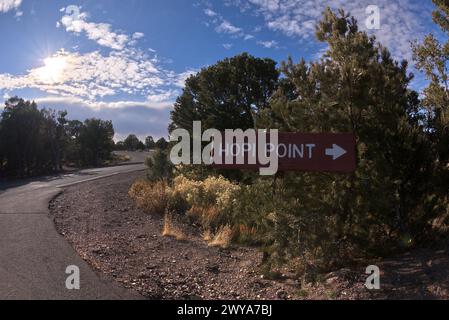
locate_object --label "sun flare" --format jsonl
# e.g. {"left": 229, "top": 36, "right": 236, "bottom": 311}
{"left": 35, "top": 55, "right": 67, "bottom": 84}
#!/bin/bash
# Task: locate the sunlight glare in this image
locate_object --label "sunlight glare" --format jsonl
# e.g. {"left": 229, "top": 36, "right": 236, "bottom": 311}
{"left": 36, "top": 55, "right": 67, "bottom": 84}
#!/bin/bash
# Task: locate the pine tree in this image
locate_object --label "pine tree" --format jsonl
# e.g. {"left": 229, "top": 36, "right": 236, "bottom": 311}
{"left": 258, "top": 8, "right": 437, "bottom": 268}
{"left": 412, "top": 0, "right": 449, "bottom": 180}
{"left": 170, "top": 53, "right": 279, "bottom": 133}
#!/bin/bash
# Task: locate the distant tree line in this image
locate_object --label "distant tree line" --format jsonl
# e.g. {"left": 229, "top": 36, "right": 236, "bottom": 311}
{"left": 114, "top": 134, "right": 168, "bottom": 151}
{"left": 0, "top": 97, "right": 115, "bottom": 178}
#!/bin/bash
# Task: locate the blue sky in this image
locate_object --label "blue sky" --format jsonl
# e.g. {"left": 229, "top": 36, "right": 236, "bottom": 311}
{"left": 0, "top": 0, "right": 445, "bottom": 140}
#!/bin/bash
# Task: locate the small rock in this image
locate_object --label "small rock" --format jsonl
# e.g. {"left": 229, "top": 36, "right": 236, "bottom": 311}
{"left": 326, "top": 276, "right": 339, "bottom": 285}
{"left": 206, "top": 264, "right": 220, "bottom": 274}
{"left": 276, "top": 290, "right": 288, "bottom": 300}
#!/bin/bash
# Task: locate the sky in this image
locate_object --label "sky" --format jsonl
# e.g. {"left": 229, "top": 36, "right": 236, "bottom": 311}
{"left": 0, "top": 0, "right": 445, "bottom": 140}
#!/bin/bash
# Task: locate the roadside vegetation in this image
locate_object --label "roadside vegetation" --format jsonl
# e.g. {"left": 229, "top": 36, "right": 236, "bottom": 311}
{"left": 130, "top": 4, "right": 449, "bottom": 281}
{"left": 0, "top": 97, "right": 115, "bottom": 178}
{"left": 114, "top": 134, "right": 169, "bottom": 152}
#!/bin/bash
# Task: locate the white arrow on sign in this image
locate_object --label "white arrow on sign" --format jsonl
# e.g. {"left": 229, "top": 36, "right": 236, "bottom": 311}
{"left": 325, "top": 144, "right": 347, "bottom": 160}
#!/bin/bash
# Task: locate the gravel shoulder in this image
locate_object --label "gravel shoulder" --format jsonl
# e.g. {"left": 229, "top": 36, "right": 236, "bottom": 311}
{"left": 49, "top": 172, "right": 449, "bottom": 300}
{"left": 49, "top": 172, "right": 300, "bottom": 299}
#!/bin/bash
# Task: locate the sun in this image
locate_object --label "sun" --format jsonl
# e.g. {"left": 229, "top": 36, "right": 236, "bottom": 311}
{"left": 35, "top": 55, "right": 67, "bottom": 84}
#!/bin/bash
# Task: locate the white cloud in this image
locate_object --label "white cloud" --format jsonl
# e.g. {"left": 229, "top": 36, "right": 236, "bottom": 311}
{"left": 0, "top": 49, "right": 167, "bottom": 100}
{"left": 224, "top": 0, "right": 252, "bottom": 12}
{"left": 223, "top": 43, "right": 233, "bottom": 50}
{"left": 0, "top": 0, "right": 22, "bottom": 13}
{"left": 34, "top": 96, "right": 173, "bottom": 110}
{"left": 0, "top": 48, "right": 196, "bottom": 109}
{"left": 204, "top": 9, "right": 254, "bottom": 40}
{"left": 147, "top": 90, "right": 178, "bottom": 103}
{"left": 257, "top": 40, "right": 279, "bottom": 48}
{"left": 0, "top": 8, "right": 199, "bottom": 111}
{"left": 59, "top": 10, "right": 132, "bottom": 50}
{"left": 204, "top": 8, "right": 217, "bottom": 17}
{"left": 129, "top": 32, "right": 145, "bottom": 45}
{"left": 231, "top": 0, "right": 429, "bottom": 61}
{"left": 216, "top": 20, "right": 242, "bottom": 34}
{"left": 169, "top": 70, "right": 198, "bottom": 88}
{"left": 132, "top": 32, "right": 145, "bottom": 40}
{"left": 32, "top": 96, "right": 172, "bottom": 140}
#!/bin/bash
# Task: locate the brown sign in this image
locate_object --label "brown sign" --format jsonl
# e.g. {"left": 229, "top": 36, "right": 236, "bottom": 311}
{"left": 213, "top": 133, "right": 357, "bottom": 173}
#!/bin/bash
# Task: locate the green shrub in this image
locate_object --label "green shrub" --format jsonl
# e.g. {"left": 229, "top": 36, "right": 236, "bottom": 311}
{"left": 145, "top": 148, "right": 173, "bottom": 182}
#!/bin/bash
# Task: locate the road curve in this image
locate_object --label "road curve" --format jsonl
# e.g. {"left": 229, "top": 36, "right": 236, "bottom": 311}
{"left": 0, "top": 152, "right": 150, "bottom": 300}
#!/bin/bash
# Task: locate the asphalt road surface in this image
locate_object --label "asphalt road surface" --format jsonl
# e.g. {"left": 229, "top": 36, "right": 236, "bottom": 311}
{"left": 0, "top": 152, "right": 150, "bottom": 300}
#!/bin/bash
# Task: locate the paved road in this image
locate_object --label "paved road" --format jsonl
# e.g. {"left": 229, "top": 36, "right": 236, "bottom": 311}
{"left": 0, "top": 152, "right": 150, "bottom": 300}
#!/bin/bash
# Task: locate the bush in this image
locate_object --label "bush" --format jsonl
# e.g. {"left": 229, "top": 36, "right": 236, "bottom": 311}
{"left": 145, "top": 148, "right": 174, "bottom": 182}
{"left": 129, "top": 173, "right": 244, "bottom": 247}
{"left": 171, "top": 174, "right": 240, "bottom": 230}
{"left": 128, "top": 172, "right": 370, "bottom": 272}
{"left": 128, "top": 180, "right": 168, "bottom": 215}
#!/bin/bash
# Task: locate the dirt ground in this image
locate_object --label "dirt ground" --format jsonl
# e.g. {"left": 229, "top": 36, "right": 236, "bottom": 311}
{"left": 49, "top": 172, "right": 449, "bottom": 300}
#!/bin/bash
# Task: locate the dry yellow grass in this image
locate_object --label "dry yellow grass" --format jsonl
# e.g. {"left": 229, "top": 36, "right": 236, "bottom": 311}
{"left": 207, "top": 225, "right": 233, "bottom": 248}
{"left": 128, "top": 180, "right": 168, "bottom": 215}
{"left": 162, "top": 214, "right": 187, "bottom": 241}
{"left": 187, "top": 206, "right": 221, "bottom": 229}
{"left": 129, "top": 176, "right": 246, "bottom": 247}
{"left": 202, "top": 229, "right": 213, "bottom": 242}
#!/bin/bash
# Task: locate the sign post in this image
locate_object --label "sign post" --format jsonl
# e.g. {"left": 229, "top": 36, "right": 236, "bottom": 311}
{"left": 213, "top": 133, "right": 357, "bottom": 173}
